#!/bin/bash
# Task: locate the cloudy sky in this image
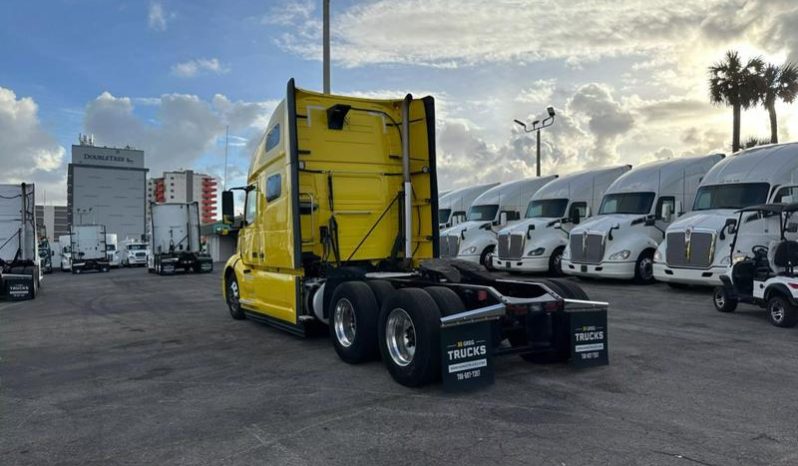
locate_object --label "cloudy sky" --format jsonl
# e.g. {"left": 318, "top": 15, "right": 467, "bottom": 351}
{"left": 2, "top": 0, "right": 797, "bottom": 204}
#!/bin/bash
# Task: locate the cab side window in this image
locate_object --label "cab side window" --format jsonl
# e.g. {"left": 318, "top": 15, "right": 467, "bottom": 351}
{"left": 266, "top": 174, "right": 282, "bottom": 202}
{"left": 569, "top": 202, "right": 587, "bottom": 224}
{"left": 244, "top": 187, "right": 257, "bottom": 224}
{"left": 656, "top": 196, "right": 675, "bottom": 219}
{"left": 265, "top": 124, "right": 280, "bottom": 152}
{"left": 774, "top": 186, "right": 798, "bottom": 203}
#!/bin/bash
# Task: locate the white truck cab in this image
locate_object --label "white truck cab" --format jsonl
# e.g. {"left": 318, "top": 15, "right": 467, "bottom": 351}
{"left": 59, "top": 234, "right": 71, "bottom": 271}
{"left": 655, "top": 143, "right": 798, "bottom": 287}
{"left": 438, "top": 183, "right": 498, "bottom": 229}
{"left": 563, "top": 154, "right": 723, "bottom": 283}
{"left": 439, "top": 176, "right": 557, "bottom": 267}
{"left": 120, "top": 237, "right": 149, "bottom": 267}
{"left": 106, "top": 233, "right": 120, "bottom": 268}
{"left": 493, "top": 165, "right": 631, "bottom": 275}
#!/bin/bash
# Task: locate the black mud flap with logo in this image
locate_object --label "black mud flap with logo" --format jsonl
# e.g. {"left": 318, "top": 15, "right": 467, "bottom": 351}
{"left": 440, "top": 320, "right": 494, "bottom": 392}
{"left": 2, "top": 276, "right": 34, "bottom": 301}
{"left": 567, "top": 307, "right": 608, "bottom": 368}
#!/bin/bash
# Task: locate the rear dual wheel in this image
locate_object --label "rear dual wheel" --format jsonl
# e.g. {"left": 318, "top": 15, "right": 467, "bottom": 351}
{"left": 329, "top": 282, "right": 381, "bottom": 364}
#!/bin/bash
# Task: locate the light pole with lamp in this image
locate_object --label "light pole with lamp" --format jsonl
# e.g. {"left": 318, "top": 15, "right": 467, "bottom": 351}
{"left": 514, "top": 106, "right": 556, "bottom": 177}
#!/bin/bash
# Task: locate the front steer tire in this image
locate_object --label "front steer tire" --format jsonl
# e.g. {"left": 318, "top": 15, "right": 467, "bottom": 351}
{"left": 378, "top": 288, "right": 442, "bottom": 387}
{"left": 329, "top": 281, "right": 380, "bottom": 364}
{"left": 226, "top": 273, "right": 245, "bottom": 320}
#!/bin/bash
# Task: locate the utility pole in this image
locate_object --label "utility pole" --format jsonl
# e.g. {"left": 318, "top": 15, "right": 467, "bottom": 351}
{"left": 323, "top": 0, "right": 330, "bottom": 94}
{"left": 223, "top": 125, "right": 229, "bottom": 191}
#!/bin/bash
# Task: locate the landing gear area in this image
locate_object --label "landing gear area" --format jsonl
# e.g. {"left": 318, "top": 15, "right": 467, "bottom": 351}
{"left": 713, "top": 203, "right": 798, "bottom": 328}
{"left": 150, "top": 253, "right": 213, "bottom": 276}
{"left": 71, "top": 260, "right": 110, "bottom": 274}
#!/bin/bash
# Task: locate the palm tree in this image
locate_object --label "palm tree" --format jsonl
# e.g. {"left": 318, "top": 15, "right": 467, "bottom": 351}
{"left": 709, "top": 50, "right": 764, "bottom": 152}
{"left": 760, "top": 62, "right": 798, "bottom": 144}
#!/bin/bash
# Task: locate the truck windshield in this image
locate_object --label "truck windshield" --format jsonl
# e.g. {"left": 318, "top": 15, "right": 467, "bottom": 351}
{"left": 438, "top": 208, "right": 452, "bottom": 224}
{"left": 599, "top": 193, "right": 655, "bottom": 215}
{"left": 525, "top": 199, "right": 568, "bottom": 218}
{"left": 467, "top": 204, "right": 498, "bottom": 221}
{"left": 128, "top": 244, "right": 147, "bottom": 251}
{"left": 692, "top": 183, "right": 770, "bottom": 210}
{"left": 107, "top": 245, "right": 116, "bottom": 251}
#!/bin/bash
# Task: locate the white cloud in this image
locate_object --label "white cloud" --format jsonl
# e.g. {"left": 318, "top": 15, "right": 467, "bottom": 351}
{"left": 83, "top": 92, "right": 277, "bottom": 175}
{"left": 148, "top": 2, "right": 169, "bottom": 31}
{"left": 171, "top": 58, "right": 229, "bottom": 78}
{"left": 262, "top": 0, "right": 315, "bottom": 26}
{"left": 0, "top": 87, "right": 65, "bottom": 184}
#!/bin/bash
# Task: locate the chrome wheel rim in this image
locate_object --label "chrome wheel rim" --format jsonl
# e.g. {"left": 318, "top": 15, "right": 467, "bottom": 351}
{"left": 770, "top": 301, "right": 785, "bottom": 323}
{"left": 714, "top": 290, "right": 725, "bottom": 308}
{"left": 386, "top": 308, "right": 416, "bottom": 367}
{"left": 333, "top": 298, "right": 356, "bottom": 348}
{"left": 639, "top": 257, "right": 653, "bottom": 281}
{"left": 228, "top": 280, "right": 240, "bottom": 310}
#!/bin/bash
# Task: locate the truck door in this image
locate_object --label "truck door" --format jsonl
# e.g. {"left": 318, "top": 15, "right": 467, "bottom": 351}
{"left": 238, "top": 186, "right": 259, "bottom": 299}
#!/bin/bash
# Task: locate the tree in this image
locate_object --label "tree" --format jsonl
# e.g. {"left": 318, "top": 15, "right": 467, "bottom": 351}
{"left": 709, "top": 50, "right": 764, "bottom": 153}
{"left": 760, "top": 62, "right": 798, "bottom": 144}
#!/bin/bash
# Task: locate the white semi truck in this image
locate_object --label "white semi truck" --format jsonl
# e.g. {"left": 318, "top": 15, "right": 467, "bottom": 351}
{"left": 106, "top": 233, "right": 121, "bottom": 268}
{"left": 58, "top": 234, "right": 71, "bottom": 271}
{"left": 0, "top": 183, "right": 41, "bottom": 300}
{"left": 148, "top": 202, "right": 213, "bottom": 275}
{"left": 655, "top": 143, "right": 798, "bottom": 287}
{"left": 70, "top": 225, "right": 110, "bottom": 274}
{"left": 493, "top": 165, "right": 632, "bottom": 275}
{"left": 120, "top": 237, "right": 148, "bottom": 267}
{"left": 438, "top": 183, "right": 498, "bottom": 229}
{"left": 563, "top": 154, "right": 723, "bottom": 283}
{"left": 439, "top": 176, "right": 557, "bottom": 267}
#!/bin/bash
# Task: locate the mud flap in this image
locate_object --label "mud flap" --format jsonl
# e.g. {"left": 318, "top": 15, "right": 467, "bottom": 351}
{"left": 2, "top": 275, "right": 35, "bottom": 301}
{"left": 563, "top": 304, "right": 609, "bottom": 368}
{"left": 440, "top": 319, "right": 495, "bottom": 392}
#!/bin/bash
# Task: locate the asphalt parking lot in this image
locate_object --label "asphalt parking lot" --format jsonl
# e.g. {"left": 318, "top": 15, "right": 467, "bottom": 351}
{"left": 2, "top": 268, "right": 797, "bottom": 465}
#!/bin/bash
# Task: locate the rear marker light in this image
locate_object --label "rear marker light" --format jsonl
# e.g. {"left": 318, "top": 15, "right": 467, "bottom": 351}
{"left": 477, "top": 290, "right": 488, "bottom": 301}
{"left": 788, "top": 283, "right": 798, "bottom": 289}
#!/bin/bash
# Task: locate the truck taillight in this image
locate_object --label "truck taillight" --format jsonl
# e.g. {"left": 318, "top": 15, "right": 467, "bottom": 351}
{"left": 506, "top": 304, "right": 528, "bottom": 316}
{"left": 544, "top": 300, "right": 564, "bottom": 312}
{"left": 477, "top": 290, "right": 488, "bottom": 302}
{"left": 788, "top": 283, "right": 798, "bottom": 289}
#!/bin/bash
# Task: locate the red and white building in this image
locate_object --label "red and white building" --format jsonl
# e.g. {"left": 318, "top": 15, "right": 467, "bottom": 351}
{"left": 147, "top": 170, "right": 218, "bottom": 224}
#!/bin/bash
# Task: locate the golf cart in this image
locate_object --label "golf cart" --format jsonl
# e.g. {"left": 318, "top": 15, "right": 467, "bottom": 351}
{"left": 713, "top": 203, "right": 798, "bottom": 327}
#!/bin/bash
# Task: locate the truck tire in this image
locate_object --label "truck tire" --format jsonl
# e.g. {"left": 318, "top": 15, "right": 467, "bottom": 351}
{"left": 712, "top": 286, "right": 737, "bottom": 313}
{"left": 378, "top": 288, "right": 442, "bottom": 387}
{"left": 549, "top": 247, "right": 565, "bottom": 276}
{"left": 226, "top": 273, "right": 245, "bottom": 320}
{"left": 366, "top": 280, "right": 395, "bottom": 308}
{"left": 549, "top": 278, "right": 589, "bottom": 300}
{"left": 534, "top": 279, "right": 571, "bottom": 299}
{"left": 329, "top": 281, "right": 380, "bottom": 364}
{"left": 480, "top": 246, "right": 495, "bottom": 271}
{"left": 424, "top": 286, "right": 465, "bottom": 316}
{"left": 767, "top": 295, "right": 798, "bottom": 328}
{"left": 633, "top": 250, "right": 655, "bottom": 284}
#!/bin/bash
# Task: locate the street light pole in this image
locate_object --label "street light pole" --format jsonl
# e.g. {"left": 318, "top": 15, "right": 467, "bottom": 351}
{"left": 514, "top": 106, "right": 556, "bottom": 177}
{"left": 323, "top": 0, "right": 330, "bottom": 94}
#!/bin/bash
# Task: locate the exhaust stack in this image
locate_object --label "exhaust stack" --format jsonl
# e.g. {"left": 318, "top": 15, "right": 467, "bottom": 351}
{"left": 402, "top": 95, "right": 413, "bottom": 260}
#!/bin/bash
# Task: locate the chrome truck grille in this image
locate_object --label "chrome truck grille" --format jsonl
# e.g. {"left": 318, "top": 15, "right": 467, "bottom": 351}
{"left": 498, "top": 233, "right": 525, "bottom": 260}
{"left": 439, "top": 235, "right": 460, "bottom": 258}
{"left": 666, "top": 231, "right": 715, "bottom": 268}
{"left": 135, "top": 252, "right": 146, "bottom": 258}
{"left": 569, "top": 233, "right": 605, "bottom": 264}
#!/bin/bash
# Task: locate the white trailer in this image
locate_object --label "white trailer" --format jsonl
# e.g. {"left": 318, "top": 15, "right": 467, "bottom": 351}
{"left": 563, "top": 154, "right": 723, "bottom": 283}
{"left": 439, "top": 176, "right": 557, "bottom": 267}
{"left": 655, "top": 143, "right": 798, "bottom": 287}
{"left": 120, "top": 237, "right": 148, "bottom": 267}
{"left": 148, "top": 202, "right": 212, "bottom": 275}
{"left": 438, "top": 183, "right": 498, "bottom": 229}
{"left": 0, "top": 183, "right": 41, "bottom": 300}
{"left": 493, "top": 165, "right": 632, "bottom": 274}
{"left": 70, "top": 225, "right": 110, "bottom": 274}
{"left": 105, "top": 233, "right": 120, "bottom": 268}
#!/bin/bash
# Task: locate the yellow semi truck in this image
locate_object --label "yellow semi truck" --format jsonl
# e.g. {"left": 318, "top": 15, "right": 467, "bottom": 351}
{"left": 221, "top": 80, "right": 608, "bottom": 387}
